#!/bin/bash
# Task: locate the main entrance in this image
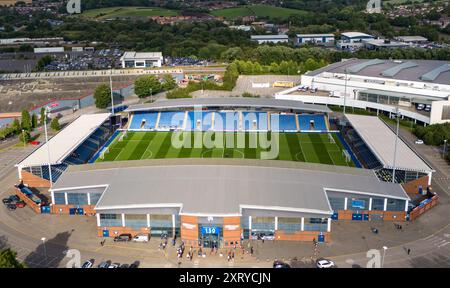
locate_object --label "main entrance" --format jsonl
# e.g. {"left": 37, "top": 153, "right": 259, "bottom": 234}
{"left": 199, "top": 226, "right": 221, "bottom": 248}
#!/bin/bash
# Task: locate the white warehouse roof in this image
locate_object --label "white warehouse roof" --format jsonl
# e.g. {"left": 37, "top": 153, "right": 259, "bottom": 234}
{"left": 121, "top": 51, "right": 163, "bottom": 60}
{"left": 341, "top": 32, "right": 374, "bottom": 38}
{"left": 345, "top": 114, "right": 433, "bottom": 173}
{"left": 16, "top": 113, "right": 110, "bottom": 168}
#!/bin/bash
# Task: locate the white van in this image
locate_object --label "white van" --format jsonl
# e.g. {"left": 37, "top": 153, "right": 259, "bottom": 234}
{"left": 132, "top": 234, "right": 149, "bottom": 242}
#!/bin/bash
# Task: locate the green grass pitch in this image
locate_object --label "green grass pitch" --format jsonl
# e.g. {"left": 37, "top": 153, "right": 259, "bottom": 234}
{"left": 96, "top": 131, "right": 355, "bottom": 167}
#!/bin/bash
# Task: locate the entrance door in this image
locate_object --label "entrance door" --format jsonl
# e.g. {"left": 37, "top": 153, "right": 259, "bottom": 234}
{"left": 201, "top": 233, "right": 219, "bottom": 248}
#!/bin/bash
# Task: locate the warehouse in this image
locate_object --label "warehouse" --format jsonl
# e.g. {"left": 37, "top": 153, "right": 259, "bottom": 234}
{"left": 49, "top": 158, "right": 410, "bottom": 247}
{"left": 295, "top": 34, "right": 335, "bottom": 46}
{"left": 250, "top": 35, "right": 289, "bottom": 44}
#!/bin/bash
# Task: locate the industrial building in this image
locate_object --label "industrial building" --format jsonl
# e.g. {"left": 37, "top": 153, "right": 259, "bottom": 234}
{"left": 336, "top": 32, "right": 375, "bottom": 50}
{"left": 120, "top": 51, "right": 163, "bottom": 68}
{"left": 250, "top": 35, "right": 289, "bottom": 44}
{"left": 295, "top": 34, "right": 335, "bottom": 46}
{"left": 277, "top": 58, "right": 450, "bottom": 125}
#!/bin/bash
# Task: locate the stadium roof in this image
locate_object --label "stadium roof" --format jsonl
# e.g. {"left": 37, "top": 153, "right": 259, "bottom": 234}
{"left": 125, "top": 98, "right": 332, "bottom": 114}
{"left": 381, "top": 61, "right": 418, "bottom": 77}
{"left": 306, "top": 58, "right": 450, "bottom": 85}
{"left": 50, "top": 159, "right": 409, "bottom": 217}
{"left": 345, "top": 114, "right": 433, "bottom": 173}
{"left": 16, "top": 113, "right": 110, "bottom": 168}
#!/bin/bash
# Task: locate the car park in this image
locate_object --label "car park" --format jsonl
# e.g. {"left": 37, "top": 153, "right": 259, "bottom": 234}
{"left": 81, "top": 260, "right": 94, "bottom": 268}
{"left": 316, "top": 259, "right": 335, "bottom": 268}
{"left": 114, "top": 234, "right": 132, "bottom": 242}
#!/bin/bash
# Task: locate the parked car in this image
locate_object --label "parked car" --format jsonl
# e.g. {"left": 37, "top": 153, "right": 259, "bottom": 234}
{"left": 132, "top": 234, "right": 149, "bottom": 242}
{"left": 114, "top": 234, "right": 132, "bottom": 242}
{"left": 415, "top": 139, "right": 424, "bottom": 145}
{"left": 273, "top": 260, "right": 291, "bottom": 268}
{"left": 129, "top": 262, "right": 139, "bottom": 268}
{"left": 2, "top": 198, "right": 12, "bottom": 204}
{"left": 316, "top": 259, "right": 335, "bottom": 268}
{"left": 6, "top": 204, "right": 17, "bottom": 211}
{"left": 119, "top": 264, "right": 129, "bottom": 268}
{"left": 3, "top": 195, "right": 19, "bottom": 204}
{"left": 108, "top": 263, "right": 120, "bottom": 268}
{"left": 97, "top": 261, "right": 110, "bottom": 268}
{"left": 81, "top": 260, "right": 94, "bottom": 268}
{"left": 15, "top": 201, "right": 26, "bottom": 208}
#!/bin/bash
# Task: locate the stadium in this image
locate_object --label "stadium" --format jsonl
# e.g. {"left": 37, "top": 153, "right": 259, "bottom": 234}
{"left": 14, "top": 97, "right": 433, "bottom": 248}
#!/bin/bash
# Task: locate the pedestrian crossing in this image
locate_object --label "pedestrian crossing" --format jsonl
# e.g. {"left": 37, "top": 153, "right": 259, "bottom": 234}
{"left": 424, "top": 235, "right": 450, "bottom": 249}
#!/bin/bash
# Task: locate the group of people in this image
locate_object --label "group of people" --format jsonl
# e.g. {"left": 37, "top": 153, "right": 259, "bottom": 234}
{"left": 159, "top": 233, "right": 169, "bottom": 250}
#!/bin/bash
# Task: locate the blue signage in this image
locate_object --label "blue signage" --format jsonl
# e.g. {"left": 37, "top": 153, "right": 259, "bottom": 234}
{"left": 201, "top": 226, "right": 220, "bottom": 235}
{"left": 351, "top": 200, "right": 365, "bottom": 209}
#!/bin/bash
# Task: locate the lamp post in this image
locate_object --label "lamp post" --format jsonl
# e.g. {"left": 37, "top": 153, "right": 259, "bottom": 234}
{"left": 109, "top": 72, "right": 115, "bottom": 115}
{"left": 443, "top": 139, "right": 448, "bottom": 159}
{"left": 43, "top": 107, "right": 53, "bottom": 188}
{"left": 381, "top": 246, "right": 388, "bottom": 268}
{"left": 41, "top": 237, "right": 47, "bottom": 262}
{"left": 392, "top": 108, "right": 401, "bottom": 183}
{"left": 343, "top": 69, "right": 348, "bottom": 114}
{"left": 21, "top": 129, "right": 25, "bottom": 147}
{"left": 150, "top": 88, "right": 153, "bottom": 103}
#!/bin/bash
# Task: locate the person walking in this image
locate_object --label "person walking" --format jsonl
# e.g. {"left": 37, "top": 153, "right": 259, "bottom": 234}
{"left": 407, "top": 248, "right": 411, "bottom": 255}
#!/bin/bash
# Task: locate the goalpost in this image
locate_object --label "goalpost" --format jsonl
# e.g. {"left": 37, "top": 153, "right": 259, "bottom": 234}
{"left": 100, "top": 147, "right": 109, "bottom": 160}
{"left": 342, "top": 149, "right": 351, "bottom": 163}
{"left": 119, "top": 130, "right": 127, "bottom": 142}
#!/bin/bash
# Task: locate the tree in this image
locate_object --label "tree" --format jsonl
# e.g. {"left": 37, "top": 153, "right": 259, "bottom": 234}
{"left": 12, "top": 119, "right": 21, "bottom": 134}
{"left": 31, "top": 114, "right": 38, "bottom": 129}
{"left": 0, "top": 249, "right": 25, "bottom": 268}
{"left": 134, "top": 75, "right": 162, "bottom": 98}
{"left": 50, "top": 118, "right": 60, "bottom": 131}
{"left": 93, "top": 84, "right": 111, "bottom": 109}
{"left": 21, "top": 109, "right": 31, "bottom": 131}
{"left": 40, "top": 107, "right": 46, "bottom": 126}
{"left": 162, "top": 74, "right": 177, "bottom": 91}
{"left": 20, "top": 130, "right": 30, "bottom": 144}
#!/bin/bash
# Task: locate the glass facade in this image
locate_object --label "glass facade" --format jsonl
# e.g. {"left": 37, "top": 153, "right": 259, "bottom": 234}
{"left": 328, "top": 197, "right": 345, "bottom": 211}
{"left": 278, "top": 217, "right": 302, "bottom": 233}
{"left": 89, "top": 193, "right": 102, "bottom": 205}
{"left": 347, "top": 197, "right": 370, "bottom": 211}
{"left": 67, "top": 193, "right": 88, "bottom": 206}
{"left": 150, "top": 215, "right": 173, "bottom": 236}
{"left": 125, "top": 214, "right": 147, "bottom": 229}
{"left": 53, "top": 192, "right": 66, "bottom": 205}
{"left": 371, "top": 198, "right": 385, "bottom": 211}
{"left": 387, "top": 199, "right": 406, "bottom": 211}
{"left": 100, "top": 214, "right": 122, "bottom": 227}
{"left": 304, "top": 218, "right": 327, "bottom": 232}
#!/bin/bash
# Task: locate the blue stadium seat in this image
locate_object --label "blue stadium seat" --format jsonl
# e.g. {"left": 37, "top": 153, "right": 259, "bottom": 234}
{"left": 214, "top": 112, "right": 239, "bottom": 131}
{"left": 242, "top": 112, "right": 267, "bottom": 131}
{"left": 129, "top": 112, "right": 158, "bottom": 130}
{"left": 158, "top": 112, "right": 184, "bottom": 130}
{"left": 271, "top": 114, "right": 297, "bottom": 132}
{"left": 298, "top": 114, "right": 327, "bottom": 131}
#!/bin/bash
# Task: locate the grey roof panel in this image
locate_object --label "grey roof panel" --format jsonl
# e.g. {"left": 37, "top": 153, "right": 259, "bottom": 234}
{"left": 381, "top": 61, "right": 418, "bottom": 77}
{"left": 347, "top": 59, "right": 385, "bottom": 74}
{"left": 125, "top": 98, "right": 331, "bottom": 114}
{"left": 420, "top": 64, "right": 450, "bottom": 81}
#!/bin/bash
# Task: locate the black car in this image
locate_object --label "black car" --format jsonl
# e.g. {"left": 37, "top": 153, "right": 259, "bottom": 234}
{"left": 273, "top": 260, "right": 291, "bottom": 268}
{"left": 119, "top": 264, "right": 129, "bottom": 268}
{"left": 2, "top": 198, "right": 11, "bottom": 204}
{"left": 3, "top": 195, "right": 19, "bottom": 204}
{"left": 129, "top": 261, "right": 139, "bottom": 268}
{"left": 6, "top": 204, "right": 17, "bottom": 211}
{"left": 113, "top": 234, "right": 132, "bottom": 242}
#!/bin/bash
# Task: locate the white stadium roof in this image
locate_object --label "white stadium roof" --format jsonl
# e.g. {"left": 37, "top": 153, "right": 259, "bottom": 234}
{"left": 345, "top": 114, "right": 433, "bottom": 173}
{"left": 17, "top": 113, "right": 110, "bottom": 168}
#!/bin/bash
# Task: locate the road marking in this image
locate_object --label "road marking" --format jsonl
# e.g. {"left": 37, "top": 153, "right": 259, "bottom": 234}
{"left": 437, "top": 242, "right": 450, "bottom": 248}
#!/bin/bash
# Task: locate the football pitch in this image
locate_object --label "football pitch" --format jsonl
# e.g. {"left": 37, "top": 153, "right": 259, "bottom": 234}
{"left": 97, "top": 131, "right": 355, "bottom": 167}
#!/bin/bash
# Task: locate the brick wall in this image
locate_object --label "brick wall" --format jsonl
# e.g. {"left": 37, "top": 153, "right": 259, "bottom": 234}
{"left": 180, "top": 215, "right": 198, "bottom": 246}
{"left": 410, "top": 194, "right": 439, "bottom": 221}
{"left": 51, "top": 204, "right": 96, "bottom": 216}
{"left": 337, "top": 210, "right": 406, "bottom": 221}
{"left": 402, "top": 175, "right": 429, "bottom": 195}
{"left": 97, "top": 226, "right": 150, "bottom": 238}
{"left": 223, "top": 217, "right": 242, "bottom": 247}
{"left": 15, "top": 188, "right": 41, "bottom": 213}
{"left": 21, "top": 170, "right": 50, "bottom": 188}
